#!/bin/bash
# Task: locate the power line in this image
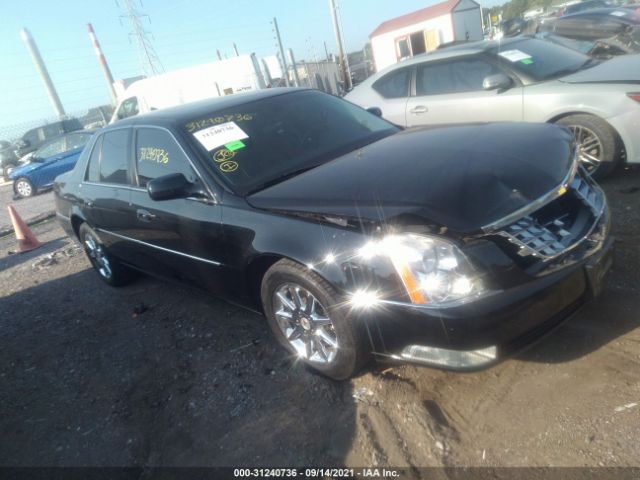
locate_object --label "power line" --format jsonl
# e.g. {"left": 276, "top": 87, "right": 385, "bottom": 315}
{"left": 119, "top": 0, "right": 164, "bottom": 76}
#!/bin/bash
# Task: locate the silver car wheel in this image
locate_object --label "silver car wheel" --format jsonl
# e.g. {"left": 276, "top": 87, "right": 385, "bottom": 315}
{"left": 84, "top": 233, "right": 112, "bottom": 280}
{"left": 15, "top": 179, "right": 32, "bottom": 197}
{"left": 568, "top": 125, "right": 603, "bottom": 174}
{"left": 273, "top": 283, "right": 338, "bottom": 364}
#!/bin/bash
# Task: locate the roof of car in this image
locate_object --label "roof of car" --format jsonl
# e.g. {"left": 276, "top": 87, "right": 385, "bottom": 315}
{"left": 375, "top": 36, "right": 529, "bottom": 71}
{"left": 577, "top": 6, "right": 639, "bottom": 16}
{"left": 111, "top": 88, "right": 307, "bottom": 129}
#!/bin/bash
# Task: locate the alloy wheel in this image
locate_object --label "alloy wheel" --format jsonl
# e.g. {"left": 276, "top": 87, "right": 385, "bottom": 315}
{"left": 83, "top": 233, "right": 112, "bottom": 280}
{"left": 15, "top": 180, "right": 32, "bottom": 197}
{"left": 568, "top": 125, "right": 603, "bottom": 174}
{"left": 273, "top": 283, "right": 338, "bottom": 363}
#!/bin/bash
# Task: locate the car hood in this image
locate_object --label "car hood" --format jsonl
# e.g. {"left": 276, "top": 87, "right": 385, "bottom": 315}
{"left": 247, "top": 123, "right": 575, "bottom": 234}
{"left": 560, "top": 54, "right": 640, "bottom": 83}
{"left": 9, "top": 161, "right": 44, "bottom": 178}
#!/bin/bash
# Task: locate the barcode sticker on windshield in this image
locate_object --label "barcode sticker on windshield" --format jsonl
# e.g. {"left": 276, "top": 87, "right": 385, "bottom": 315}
{"left": 497, "top": 49, "right": 532, "bottom": 62}
{"left": 193, "top": 121, "right": 249, "bottom": 151}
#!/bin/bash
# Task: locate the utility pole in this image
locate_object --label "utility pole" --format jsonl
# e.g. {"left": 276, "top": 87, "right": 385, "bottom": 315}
{"left": 272, "top": 17, "right": 290, "bottom": 87}
{"left": 120, "top": 0, "right": 163, "bottom": 76}
{"left": 287, "top": 49, "right": 301, "bottom": 87}
{"left": 324, "top": 41, "right": 330, "bottom": 61}
{"left": 261, "top": 58, "right": 274, "bottom": 86}
{"left": 233, "top": 43, "right": 239, "bottom": 56}
{"left": 20, "top": 28, "right": 65, "bottom": 117}
{"left": 87, "top": 23, "right": 117, "bottom": 105}
{"left": 328, "top": 0, "right": 351, "bottom": 91}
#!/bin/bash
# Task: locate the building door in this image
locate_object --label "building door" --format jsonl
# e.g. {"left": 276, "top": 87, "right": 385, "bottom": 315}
{"left": 424, "top": 29, "right": 441, "bottom": 52}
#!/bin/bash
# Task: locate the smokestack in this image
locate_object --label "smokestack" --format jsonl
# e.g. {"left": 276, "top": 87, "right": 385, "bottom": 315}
{"left": 87, "top": 23, "right": 117, "bottom": 105}
{"left": 20, "top": 28, "right": 65, "bottom": 117}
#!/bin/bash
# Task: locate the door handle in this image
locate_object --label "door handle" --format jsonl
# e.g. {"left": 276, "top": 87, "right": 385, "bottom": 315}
{"left": 409, "top": 105, "right": 428, "bottom": 114}
{"left": 136, "top": 209, "right": 156, "bottom": 222}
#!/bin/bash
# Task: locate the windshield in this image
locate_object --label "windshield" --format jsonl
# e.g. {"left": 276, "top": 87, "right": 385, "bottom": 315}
{"left": 184, "top": 90, "right": 399, "bottom": 195}
{"left": 490, "top": 38, "right": 589, "bottom": 81}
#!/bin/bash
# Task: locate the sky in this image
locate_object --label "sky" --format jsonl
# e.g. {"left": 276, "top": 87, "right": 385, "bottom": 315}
{"left": 0, "top": 0, "right": 503, "bottom": 130}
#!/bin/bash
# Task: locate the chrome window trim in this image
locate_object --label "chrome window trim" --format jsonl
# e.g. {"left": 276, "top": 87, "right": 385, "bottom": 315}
{"left": 96, "top": 228, "right": 222, "bottom": 266}
{"left": 481, "top": 151, "right": 579, "bottom": 233}
{"left": 82, "top": 181, "right": 146, "bottom": 192}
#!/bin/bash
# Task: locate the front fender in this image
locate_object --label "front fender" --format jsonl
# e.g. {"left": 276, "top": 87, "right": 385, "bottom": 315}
{"left": 222, "top": 205, "right": 403, "bottom": 302}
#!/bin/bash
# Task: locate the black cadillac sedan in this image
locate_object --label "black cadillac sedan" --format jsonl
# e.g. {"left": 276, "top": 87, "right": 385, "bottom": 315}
{"left": 54, "top": 89, "right": 613, "bottom": 380}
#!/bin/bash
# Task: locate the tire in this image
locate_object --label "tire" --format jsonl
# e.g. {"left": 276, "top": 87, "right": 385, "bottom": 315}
{"left": 78, "top": 223, "right": 137, "bottom": 287}
{"left": 261, "top": 259, "right": 370, "bottom": 380}
{"left": 556, "top": 114, "right": 620, "bottom": 179}
{"left": 14, "top": 177, "right": 35, "bottom": 198}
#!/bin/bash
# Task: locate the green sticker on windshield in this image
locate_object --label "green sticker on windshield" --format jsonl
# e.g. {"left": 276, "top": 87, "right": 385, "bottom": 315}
{"left": 225, "top": 140, "right": 246, "bottom": 151}
{"left": 521, "top": 58, "right": 534, "bottom": 65}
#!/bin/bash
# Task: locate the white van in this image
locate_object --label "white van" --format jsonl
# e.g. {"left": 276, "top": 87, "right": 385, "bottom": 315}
{"left": 111, "top": 54, "right": 266, "bottom": 123}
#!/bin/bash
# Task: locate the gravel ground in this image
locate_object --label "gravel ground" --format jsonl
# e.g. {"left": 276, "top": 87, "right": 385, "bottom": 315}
{"left": 0, "top": 167, "right": 639, "bottom": 470}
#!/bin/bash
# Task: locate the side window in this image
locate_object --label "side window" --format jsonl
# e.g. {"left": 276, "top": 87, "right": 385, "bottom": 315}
{"left": 85, "top": 135, "right": 103, "bottom": 182}
{"left": 116, "top": 97, "right": 139, "bottom": 120}
{"left": 135, "top": 128, "right": 197, "bottom": 188}
{"left": 372, "top": 68, "right": 411, "bottom": 99}
{"left": 42, "top": 123, "right": 63, "bottom": 140}
{"left": 23, "top": 129, "right": 40, "bottom": 145}
{"left": 100, "top": 130, "right": 130, "bottom": 184}
{"left": 35, "top": 137, "right": 66, "bottom": 159}
{"left": 65, "top": 133, "right": 93, "bottom": 150}
{"left": 416, "top": 59, "right": 502, "bottom": 96}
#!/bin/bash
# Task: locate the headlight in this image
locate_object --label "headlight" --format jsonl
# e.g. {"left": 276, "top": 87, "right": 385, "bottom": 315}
{"left": 360, "top": 233, "right": 484, "bottom": 306}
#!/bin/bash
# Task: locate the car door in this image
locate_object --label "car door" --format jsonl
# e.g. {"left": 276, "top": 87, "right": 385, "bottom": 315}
{"left": 404, "top": 56, "right": 524, "bottom": 127}
{"left": 366, "top": 66, "right": 412, "bottom": 125}
{"left": 82, "top": 128, "right": 136, "bottom": 263}
{"left": 125, "top": 126, "right": 226, "bottom": 292}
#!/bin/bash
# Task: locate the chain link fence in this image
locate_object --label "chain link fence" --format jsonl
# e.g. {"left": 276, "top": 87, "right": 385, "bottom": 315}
{"left": 0, "top": 106, "right": 113, "bottom": 146}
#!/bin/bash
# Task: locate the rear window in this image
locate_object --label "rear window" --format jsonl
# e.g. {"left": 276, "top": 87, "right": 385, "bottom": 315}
{"left": 372, "top": 68, "right": 411, "bottom": 99}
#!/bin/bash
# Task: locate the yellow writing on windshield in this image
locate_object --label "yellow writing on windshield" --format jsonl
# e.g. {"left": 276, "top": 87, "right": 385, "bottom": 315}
{"left": 219, "top": 161, "right": 238, "bottom": 173}
{"left": 186, "top": 113, "right": 253, "bottom": 133}
{"left": 213, "top": 148, "right": 236, "bottom": 163}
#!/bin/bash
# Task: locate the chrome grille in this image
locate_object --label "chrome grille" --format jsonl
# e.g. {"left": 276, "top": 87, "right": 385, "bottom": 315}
{"left": 495, "top": 170, "right": 605, "bottom": 262}
{"left": 571, "top": 174, "right": 604, "bottom": 216}
{"left": 502, "top": 216, "right": 571, "bottom": 258}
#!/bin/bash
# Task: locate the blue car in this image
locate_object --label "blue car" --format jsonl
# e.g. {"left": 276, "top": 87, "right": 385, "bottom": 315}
{"left": 11, "top": 130, "right": 95, "bottom": 198}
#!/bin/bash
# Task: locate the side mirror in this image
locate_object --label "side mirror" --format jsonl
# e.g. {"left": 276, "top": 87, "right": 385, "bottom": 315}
{"left": 17, "top": 139, "right": 29, "bottom": 148}
{"left": 483, "top": 73, "right": 513, "bottom": 91}
{"left": 147, "top": 173, "right": 191, "bottom": 201}
{"left": 366, "top": 107, "right": 383, "bottom": 117}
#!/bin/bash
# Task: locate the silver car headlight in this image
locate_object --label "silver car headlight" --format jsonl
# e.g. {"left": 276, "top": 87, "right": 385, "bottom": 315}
{"left": 359, "top": 233, "right": 485, "bottom": 306}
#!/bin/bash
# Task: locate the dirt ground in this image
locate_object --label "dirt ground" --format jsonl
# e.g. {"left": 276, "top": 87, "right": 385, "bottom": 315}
{"left": 0, "top": 168, "right": 639, "bottom": 471}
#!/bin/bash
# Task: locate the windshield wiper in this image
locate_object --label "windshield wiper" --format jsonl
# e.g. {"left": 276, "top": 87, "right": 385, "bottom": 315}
{"left": 248, "top": 164, "right": 321, "bottom": 194}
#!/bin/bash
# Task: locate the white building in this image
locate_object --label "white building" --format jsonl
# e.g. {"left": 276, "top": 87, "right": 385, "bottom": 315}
{"left": 370, "top": 0, "right": 483, "bottom": 72}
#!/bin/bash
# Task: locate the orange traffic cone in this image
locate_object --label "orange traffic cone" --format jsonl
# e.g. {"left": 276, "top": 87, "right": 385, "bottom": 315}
{"left": 7, "top": 204, "right": 43, "bottom": 253}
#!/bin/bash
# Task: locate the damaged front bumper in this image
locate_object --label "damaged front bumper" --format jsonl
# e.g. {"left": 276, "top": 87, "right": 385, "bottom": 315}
{"left": 368, "top": 234, "right": 613, "bottom": 370}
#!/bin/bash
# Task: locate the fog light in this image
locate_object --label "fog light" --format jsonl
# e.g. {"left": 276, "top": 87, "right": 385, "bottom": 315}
{"left": 400, "top": 345, "right": 497, "bottom": 368}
